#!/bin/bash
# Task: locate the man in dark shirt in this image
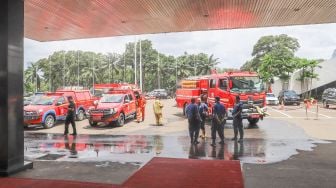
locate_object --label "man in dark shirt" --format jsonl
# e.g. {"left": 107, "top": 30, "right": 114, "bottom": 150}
{"left": 198, "top": 97, "right": 208, "bottom": 139}
{"left": 64, "top": 96, "right": 77, "bottom": 136}
{"left": 211, "top": 96, "right": 226, "bottom": 147}
{"left": 232, "top": 96, "right": 244, "bottom": 142}
{"left": 186, "top": 98, "right": 201, "bottom": 144}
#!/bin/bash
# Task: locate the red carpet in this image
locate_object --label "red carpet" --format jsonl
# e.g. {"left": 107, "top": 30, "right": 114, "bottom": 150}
{"left": 122, "top": 157, "right": 244, "bottom": 188}
{"left": 0, "top": 178, "right": 120, "bottom": 188}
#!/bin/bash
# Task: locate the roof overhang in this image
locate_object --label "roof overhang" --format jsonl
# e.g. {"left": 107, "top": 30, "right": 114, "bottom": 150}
{"left": 24, "top": 0, "right": 336, "bottom": 42}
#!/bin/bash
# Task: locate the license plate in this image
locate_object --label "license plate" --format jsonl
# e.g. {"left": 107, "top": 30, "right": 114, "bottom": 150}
{"left": 92, "top": 116, "right": 101, "bottom": 121}
{"left": 250, "top": 114, "right": 259, "bottom": 118}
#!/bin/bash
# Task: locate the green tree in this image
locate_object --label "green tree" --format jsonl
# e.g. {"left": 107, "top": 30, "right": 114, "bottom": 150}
{"left": 296, "top": 58, "right": 321, "bottom": 98}
{"left": 24, "top": 39, "right": 221, "bottom": 93}
{"left": 24, "top": 62, "right": 41, "bottom": 93}
{"left": 241, "top": 34, "right": 300, "bottom": 71}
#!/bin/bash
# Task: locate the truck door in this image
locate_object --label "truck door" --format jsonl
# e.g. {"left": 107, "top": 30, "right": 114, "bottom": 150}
{"left": 55, "top": 96, "right": 68, "bottom": 120}
{"left": 123, "top": 95, "right": 130, "bottom": 116}
{"left": 208, "top": 78, "right": 218, "bottom": 101}
{"left": 218, "top": 78, "right": 230, "bottom": 107}
{"left": 128, "top": 93, "right": 136, "bottom": 114}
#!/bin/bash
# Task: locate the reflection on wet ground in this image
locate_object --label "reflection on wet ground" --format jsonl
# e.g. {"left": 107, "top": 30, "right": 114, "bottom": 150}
{"left": 24, "top": 119, "right": 327, "bottom": 165}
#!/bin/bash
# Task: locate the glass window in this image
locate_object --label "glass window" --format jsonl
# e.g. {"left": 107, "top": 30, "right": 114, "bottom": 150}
{"left": 57, "top": 97, "right": 65, "bottom": 104}
{"left": 124, "top": 95, "right": 129, "bottom": 102}
{"left": 230, "top": 76, "right": 264, "bottom": 93}
{"left": 219, "top": 79, "right": 228, "bottom": 90}
{"left": 210, "top": 79, "right": 216, "bottom": 88}
{"left": 128, "top": 94, "right": 134, "bottom": 101}
{"left": 100, "top": 94, "right": 124, "bottom": 103}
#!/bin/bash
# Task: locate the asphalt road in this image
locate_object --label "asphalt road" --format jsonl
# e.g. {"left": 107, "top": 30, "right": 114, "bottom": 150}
{"left": 18, "top": 99, "right": 336, "bottom": 187}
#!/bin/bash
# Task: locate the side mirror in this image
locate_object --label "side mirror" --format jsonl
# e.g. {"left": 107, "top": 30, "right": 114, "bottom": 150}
{"left": 94, "top": 100, "right": 98, "bottom": 105}
{"left": 124, "top": 99, "right": 130, "bottom": 103}
{"left": 56, "top": 102, "right": 63, "bottom": 106}
{"left": 229, "top": 80, "right": 233, "bottom": 89}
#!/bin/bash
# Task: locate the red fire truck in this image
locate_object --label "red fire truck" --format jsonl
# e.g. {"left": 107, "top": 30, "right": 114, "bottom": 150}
{"left": 87, "top": 84, "right": 142, "bottom": 127}
{"left": 176, "top": 71, "right": 266, "bottom": 124}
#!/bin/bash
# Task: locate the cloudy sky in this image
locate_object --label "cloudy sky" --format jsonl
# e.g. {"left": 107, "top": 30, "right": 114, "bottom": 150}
{"left": 24, "top": 23, "right": 336, "bottom": 69}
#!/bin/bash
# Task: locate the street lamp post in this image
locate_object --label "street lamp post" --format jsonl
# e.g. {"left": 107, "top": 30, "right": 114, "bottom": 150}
{"left": 49, "top": 56, "right": 51, "bottom": 91}
{"left": 134, "top": 37, "right": 137, "bottom": 85}
{"left": 62, "top": 52, "right": 65, "bottom": 88}
{"left": 35, "top": 65, "right": 38, "bottom": 93}
{"left": 77, "top": 51, "right": 80, "bottom": 87}
{"left": 92, "top": 53, "right": 95, "bottom": 94}
{"left": 175, "top": 60, "right": 178, "bottom": 86}
{"left": 157, "top": 52, "right": 160, "bottom": 89}
{"left": 139, "top": 39, "right": 142, "bottom": 91}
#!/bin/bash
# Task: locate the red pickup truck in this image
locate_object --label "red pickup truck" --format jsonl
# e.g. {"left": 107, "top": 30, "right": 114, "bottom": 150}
{"left": 87, "top": 89, "right": 137, "bottom": 127}
{"left": 24, "top": 90, "right": 94, "bottom": 128}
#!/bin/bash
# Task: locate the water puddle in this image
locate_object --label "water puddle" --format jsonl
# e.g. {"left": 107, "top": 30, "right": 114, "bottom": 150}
{"left": 24, "top": 119, "right": 327, "bottom": 165}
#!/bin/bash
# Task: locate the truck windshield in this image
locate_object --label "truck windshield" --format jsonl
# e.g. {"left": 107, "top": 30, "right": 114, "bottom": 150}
{"left": 230, "top": 76, "right": 264, "bottom": 93}
{"left": 32, "top": 96, "right": 57, "bottom": 105}
{"left": 92, "top": 88, "right": 110, "bottom": 97}
{"left": 100, "top": 94, "right": 123, "bottom": 103}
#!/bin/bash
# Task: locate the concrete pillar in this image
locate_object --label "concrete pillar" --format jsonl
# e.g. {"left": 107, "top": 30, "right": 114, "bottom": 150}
{"left": 0, "top": 0, "right": 32, "bottom": 176}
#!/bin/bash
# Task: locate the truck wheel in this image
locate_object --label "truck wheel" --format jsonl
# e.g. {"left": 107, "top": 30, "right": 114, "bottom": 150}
{"left": 43, "top": 114, "right": 55, "bottom": 129}
{"left": 248, "top": 118, "right": 259, "bottom": 125}
{"left": 117, "top": 113, "right": 125, "bottom": 127}
{"left": 76, "top": 109, "right": 85, "bottom": 121}
{"left": 89, "top": 120, "right": 97, "bottom": 127}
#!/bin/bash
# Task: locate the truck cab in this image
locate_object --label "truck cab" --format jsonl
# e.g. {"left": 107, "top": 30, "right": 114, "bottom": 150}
{"left": 88, "top": 90, "right": 137, "bottom": 127}
{"left": 24, "top": 93, "right": 69, "bottom": 128}
{"left": 56, "top": 89, "right": 95, "bottom": 121}
{"left": 176, "top": 72, "right": 266, "bottom": 124}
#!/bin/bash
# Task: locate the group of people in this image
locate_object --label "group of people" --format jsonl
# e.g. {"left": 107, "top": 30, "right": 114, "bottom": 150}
{"left": 186, "top": 95, "right": 244, "bottom": 147}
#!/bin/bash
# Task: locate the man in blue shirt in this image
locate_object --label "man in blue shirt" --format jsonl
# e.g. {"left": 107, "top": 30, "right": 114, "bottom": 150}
{"left": 232, "top": 96, "right": 244, "bottom": 142}
{"left": 198, "top": 97, "right": 208, "bottom": 139}
{"left": 211, "top": 96, "right": 226, "bottom": 147}
{"left": 186, "top": 98, "right": 201, "bottom": 144}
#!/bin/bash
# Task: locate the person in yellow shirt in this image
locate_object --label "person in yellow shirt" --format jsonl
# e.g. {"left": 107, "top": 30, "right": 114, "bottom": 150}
{"left": 153, "top": 96, "right": 164, "bottom": 126}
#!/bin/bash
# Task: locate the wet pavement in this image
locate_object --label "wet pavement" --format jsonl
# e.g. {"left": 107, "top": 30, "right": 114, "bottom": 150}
{"left": 24, "top": 118, "right": 327, "bottom": 165}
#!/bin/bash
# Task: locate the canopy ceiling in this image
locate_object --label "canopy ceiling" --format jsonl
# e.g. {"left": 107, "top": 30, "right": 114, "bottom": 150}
{"left": 24, "top": 0, "right": 336, "bottom": 41}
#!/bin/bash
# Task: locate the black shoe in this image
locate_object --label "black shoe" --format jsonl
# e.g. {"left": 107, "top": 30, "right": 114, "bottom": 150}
{"left": 238, "top": 138, "right": 243, "bottom": 143}
{"left": 210, "top": 142, "right": 216, "bottom": 147}
{"left": 231, "top": 137, "right": 237, "bottom": 141}
{"left": 70, "top": 133, "right": 77, "bottom": 136}
{"left": 219, "top": 140, "right": 225, "bottom": 145}
{"left": 194, "top": 140, "right": 200, "bottom": 145}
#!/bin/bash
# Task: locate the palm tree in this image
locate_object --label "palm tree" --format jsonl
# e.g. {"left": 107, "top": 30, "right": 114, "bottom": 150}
{"left": 197, "top": 54, "right": 220, "bottom": 75}
{"left": 24, "top": 62, "right": 41, "bottom": 93}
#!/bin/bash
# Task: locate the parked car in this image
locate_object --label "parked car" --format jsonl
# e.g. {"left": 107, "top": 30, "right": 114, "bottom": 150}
{"left": 322, "top": 88, "right": 336, "bottom": 108}
{"left": 24, "top": 90, "right": 94, "bottom": 128}
{"left": 278, "top": 90, "right": 300, "bottom": 105}
{"left": 152, "top": 89, "right": 168, "bottom": 99}
{"left": 265, "top": 93, "right": 279, "bottom": 105}
{"left": 24, "top": 93, "right": 69, "bottom": 129}
{"left": 87, "top": 90, "right": 137, "bottom": 127}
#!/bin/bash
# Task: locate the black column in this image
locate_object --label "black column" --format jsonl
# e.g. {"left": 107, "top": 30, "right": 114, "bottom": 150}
{"left": 0, "top": 0, "right": 31, "bottom": 176}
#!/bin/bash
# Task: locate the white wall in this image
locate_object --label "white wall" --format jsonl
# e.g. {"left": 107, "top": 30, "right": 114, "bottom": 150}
{"left": 272, "top": 58, "right": 336, "bottom": 97}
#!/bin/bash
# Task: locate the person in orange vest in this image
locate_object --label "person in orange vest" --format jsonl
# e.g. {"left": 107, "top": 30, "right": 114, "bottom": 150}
{"left": 141, "top": 96, "right": 146, "bottom": 122}
{"left": 136, "top": 95, "right": 146, "bottom": 123}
